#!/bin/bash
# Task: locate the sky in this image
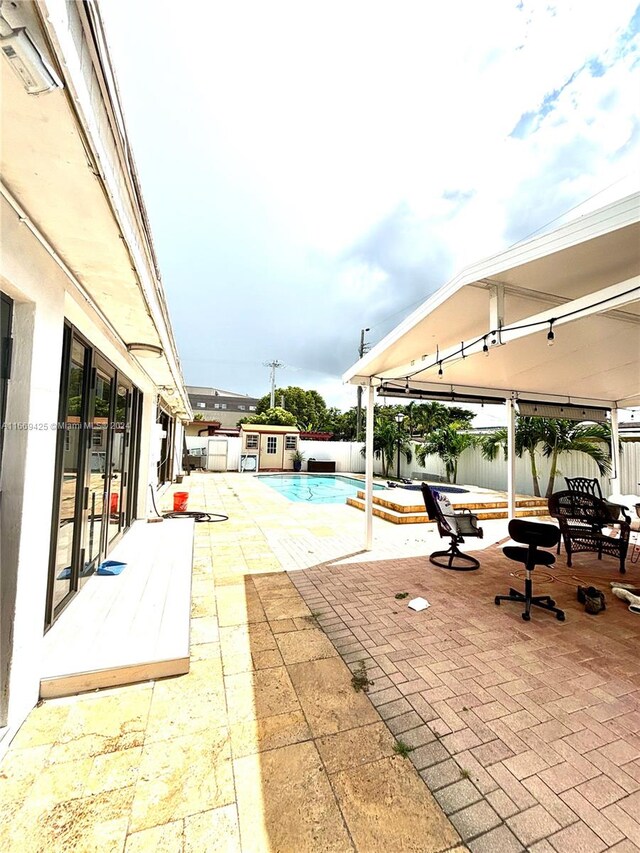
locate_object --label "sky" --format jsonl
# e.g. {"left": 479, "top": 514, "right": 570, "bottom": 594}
{"left": 101, "top": 1, "right": 640, "bottom": 424}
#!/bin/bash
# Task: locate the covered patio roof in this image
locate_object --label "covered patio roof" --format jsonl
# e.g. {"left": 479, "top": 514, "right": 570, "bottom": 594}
{"left": 344, "top": 193, "right": 640, "bottom": 410}
{"left": 343, "top": 193, "right": 640, "bottom": 547}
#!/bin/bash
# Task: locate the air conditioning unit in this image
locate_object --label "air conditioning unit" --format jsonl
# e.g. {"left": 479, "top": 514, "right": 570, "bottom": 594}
{"left": 239, "top": 453, "right": 258, "bottom": 473}
{"left": 0, "top": 27, "right": 63, "bottom": 95}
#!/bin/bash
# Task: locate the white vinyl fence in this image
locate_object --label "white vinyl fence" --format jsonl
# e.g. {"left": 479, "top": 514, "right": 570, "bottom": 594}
{"left": 186, "top": 434, "right": 640, "bottom": 497}
{"left": 419, "top": 440, "right": 640, "bottom": 497}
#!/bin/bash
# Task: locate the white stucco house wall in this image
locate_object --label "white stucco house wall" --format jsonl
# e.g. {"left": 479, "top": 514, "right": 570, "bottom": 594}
{"left": 0, "top": 0, "right": 191, "bottom": 751}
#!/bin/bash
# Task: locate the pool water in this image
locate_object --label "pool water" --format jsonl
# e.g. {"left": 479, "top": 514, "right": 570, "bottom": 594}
{"left": 256, "top": 474, "right": 383, "bottom": 504}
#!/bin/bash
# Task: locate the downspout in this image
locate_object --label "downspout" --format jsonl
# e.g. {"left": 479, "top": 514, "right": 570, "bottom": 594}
{"left": 506, "top": 396, "right": 516, "bottom": 518}
{"left": 609, "top": 407, "right": 620, "bottom": 495}
{"left": 365, "top": 383, "right": 375, "bottom": 550}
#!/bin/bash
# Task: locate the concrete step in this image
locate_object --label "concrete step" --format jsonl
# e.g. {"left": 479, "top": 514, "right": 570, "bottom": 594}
{"left": 347, "top": 495, "right": 550, "bottom": 524}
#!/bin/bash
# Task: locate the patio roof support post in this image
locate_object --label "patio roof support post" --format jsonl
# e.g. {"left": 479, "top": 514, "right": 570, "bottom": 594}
{"left": 365, "top": 382, "right": 375, "bottom": 550}
{"left": 506, "top": 395, "right": 516, "bottom": 518}
{"left": 609, "top": 407, "right": 621, "bottom": 496}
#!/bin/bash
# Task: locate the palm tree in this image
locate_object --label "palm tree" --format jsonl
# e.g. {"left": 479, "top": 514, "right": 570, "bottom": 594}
{"left": 541, "top": 420, "right": 611, "bottom": 497}
{"left": 361, "top": 417, "right": 413, "bottom": 478}
{"left": 480, "top": 417, "right": 546, "bottom": 497}
{"left": 411, "top": 402, "right": 451, "bottom": 437}
{"left": 416, "top": 423, "right": 476, "bottom": 483}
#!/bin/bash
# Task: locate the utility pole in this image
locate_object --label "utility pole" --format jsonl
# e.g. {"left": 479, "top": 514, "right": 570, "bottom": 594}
{"left": 355, "top": 328, "right": 370, "bottom": 442}
{"left": 263, "top": 360, "right": 284, "bottom": 408}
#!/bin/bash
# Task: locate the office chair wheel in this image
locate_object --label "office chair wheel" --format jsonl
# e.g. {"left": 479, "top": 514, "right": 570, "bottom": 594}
{"left": 548, "top": 599, "right": 556, "bottom": 607}
{"left": 556, "top": 611, "right": 566, "bottom": 621}
{"left": 522, "top": 612, "right": 531, "bottom": 621}
{"left": 495, "top": 596, "right": 501, "bottom": 605}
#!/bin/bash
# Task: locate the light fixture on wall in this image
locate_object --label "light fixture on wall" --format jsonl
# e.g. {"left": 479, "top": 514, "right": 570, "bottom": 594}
{"left": 158, "top": 385, "right": 175, "bottom": 396}
{"left": 126, "top": 342, "right": 163, "bottom": 358}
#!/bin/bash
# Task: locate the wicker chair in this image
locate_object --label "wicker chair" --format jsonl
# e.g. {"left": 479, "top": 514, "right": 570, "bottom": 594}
{"left": 421, "top": 484, "right": 483, "bottom": 571}
{"left": 548, "top": 490, "right": 631, "bottom": 574}
{"left": 565, "top": 477, "right": 603, "bottom": 500}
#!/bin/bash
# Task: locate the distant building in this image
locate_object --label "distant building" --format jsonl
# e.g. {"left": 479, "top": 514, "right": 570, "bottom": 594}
{"left": 186, "top": 385, "right": 260, "bottom": 430}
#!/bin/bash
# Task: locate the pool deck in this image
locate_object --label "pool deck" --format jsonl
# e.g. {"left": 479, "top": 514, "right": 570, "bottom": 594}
{"left": 5, "top": 472, "right": 639, "bottom": 852}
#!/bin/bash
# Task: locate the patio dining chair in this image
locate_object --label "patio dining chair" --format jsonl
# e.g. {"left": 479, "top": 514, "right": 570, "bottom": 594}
{"left": 548, "top": 490, "right": 631, "bottom": 574}
{"left": 421, "top": 484, "right": 483, "bottom": 571}
{"left": 565, "top": 477, "right": 603, "bottom": 500}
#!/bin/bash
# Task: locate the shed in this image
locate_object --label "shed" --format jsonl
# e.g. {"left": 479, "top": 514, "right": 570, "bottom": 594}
{"left": 239, "top": 424, "right": 301, "bottom": 471}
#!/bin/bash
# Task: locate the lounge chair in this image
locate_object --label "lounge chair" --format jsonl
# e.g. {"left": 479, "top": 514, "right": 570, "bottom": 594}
{"left": 421, "top": 484, "right": 483, "bottom": 571}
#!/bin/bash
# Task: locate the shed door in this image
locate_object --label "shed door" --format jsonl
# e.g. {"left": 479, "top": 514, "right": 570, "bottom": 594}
{"left": 261, "top": 434, "right": 280, "bottom": 467}
{"left": 207, "top": 439, "right": 228, "bottom": 471}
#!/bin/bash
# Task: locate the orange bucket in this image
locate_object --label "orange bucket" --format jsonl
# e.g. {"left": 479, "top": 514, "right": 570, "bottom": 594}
{"left": 173, "top": 491, "right": 189, "bottom": 512}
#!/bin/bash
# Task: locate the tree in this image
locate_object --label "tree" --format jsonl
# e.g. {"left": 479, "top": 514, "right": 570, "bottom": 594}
{"left": 416, "top": 423, "right": 476, "bottom": 483}
{"left": 407, "top": 402, "right": 475, "bottom": 438}
{"left": 480, "top": 416, "right": 546, "bottom": 497}
{"left": 361, "top": 416, "right": 413, "bottom": 478}
{"left": 540, "top": 420, "right": 611, "bottom": 497}
{"left": 479, "top": 417, "right": 612, "bottom": 497}
{"left": 256, "top": 386, "right": 327, "bottom": 429}
{"left": 409, "top": 402, "right": 450, "bottom": 437}
{"left": 239, "top": 407, "right": 297, "bottom": 426}
{"left": 320, "top": 407, "right": 357, "bottom": 440}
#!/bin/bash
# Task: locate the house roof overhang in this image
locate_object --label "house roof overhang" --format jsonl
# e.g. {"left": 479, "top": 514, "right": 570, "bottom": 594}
{"left": 343, "top": 193, "right": 640, "bottom": 410}
{"left": 0, "top": 0, "right": 191, "bottom": 419}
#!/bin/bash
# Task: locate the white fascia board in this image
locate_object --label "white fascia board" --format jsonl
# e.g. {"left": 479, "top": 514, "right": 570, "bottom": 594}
{"left": 344, "top": 192, "right": 640, "bottom": 383}
{"left": 38, "top": 1, "right": 190, "bottom": 416}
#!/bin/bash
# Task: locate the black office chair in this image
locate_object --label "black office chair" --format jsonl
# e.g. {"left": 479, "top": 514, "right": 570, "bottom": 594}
{"left": 495, "top": 519, "right": 565, "bottom": 622}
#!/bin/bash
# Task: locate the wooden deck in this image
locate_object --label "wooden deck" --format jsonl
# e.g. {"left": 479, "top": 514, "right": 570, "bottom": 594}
{"left": 40, "top": 518, "right": 194, "bottom": 698}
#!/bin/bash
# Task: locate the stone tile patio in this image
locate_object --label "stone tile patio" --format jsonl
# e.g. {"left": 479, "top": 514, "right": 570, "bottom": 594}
{"left": 2, "top": 471, "right": 639, "bottom": 851}
{"left": 0, "top": 472, "right": 468, "bottom": 853}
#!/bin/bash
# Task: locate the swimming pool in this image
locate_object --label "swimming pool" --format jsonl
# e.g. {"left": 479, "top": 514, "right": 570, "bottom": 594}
{"left": 256, "top": 474, "right": 384, "bottom": 504}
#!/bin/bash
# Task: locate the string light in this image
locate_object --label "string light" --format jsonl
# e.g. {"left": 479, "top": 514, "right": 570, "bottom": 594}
{"left": 398, "top": 284, "right": 637, "bottom": 385}
{"left": 547, "top": 319, "right": 556, "bottom": 346}
{"left": 405, "top": 378, "right": 410, "bottom": 392}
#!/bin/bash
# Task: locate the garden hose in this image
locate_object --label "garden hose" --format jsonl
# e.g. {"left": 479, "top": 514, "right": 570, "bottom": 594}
{"left": 149, "top": 484, "right": 229, "bottom": 523}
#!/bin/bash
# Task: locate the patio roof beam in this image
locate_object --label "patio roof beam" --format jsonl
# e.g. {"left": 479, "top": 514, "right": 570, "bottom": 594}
{"left": 347, "top": 276, "right": 640, "bottom": 386}
{"left": 372, "top": 380, "right": 618, "bottom": 410}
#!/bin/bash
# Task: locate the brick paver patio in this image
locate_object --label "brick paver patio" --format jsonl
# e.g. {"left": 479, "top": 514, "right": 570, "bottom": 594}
{"left": 290, "top": 537, "right": 640, "bottom": 852}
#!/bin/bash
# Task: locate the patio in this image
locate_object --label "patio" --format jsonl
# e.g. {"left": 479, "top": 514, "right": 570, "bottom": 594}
{"left": 2, "top": 471, "right": 640, "bottom": 851}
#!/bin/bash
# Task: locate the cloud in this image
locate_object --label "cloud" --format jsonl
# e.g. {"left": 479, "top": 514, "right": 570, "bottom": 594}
{"left": 100, "top": 0, "right": 640, "bottom": 409}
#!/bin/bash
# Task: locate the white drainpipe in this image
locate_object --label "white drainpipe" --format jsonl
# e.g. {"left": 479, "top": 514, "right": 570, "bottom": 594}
{"left": 506, "top": 396, "right": 516, "bottom": 518}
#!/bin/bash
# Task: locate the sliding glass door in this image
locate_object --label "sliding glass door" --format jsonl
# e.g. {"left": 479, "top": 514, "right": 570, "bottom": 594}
{"left": 107, "top": 379, "right": 132, "bottom": 546}
{"left": 48, "top": 330, "right": 91, "bottom": 619}
{"left": 46, "top": 326, "right": 142, "bottom": 629}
